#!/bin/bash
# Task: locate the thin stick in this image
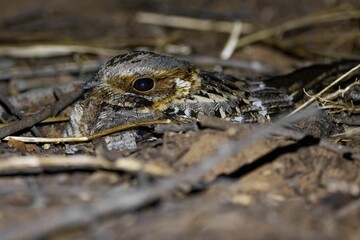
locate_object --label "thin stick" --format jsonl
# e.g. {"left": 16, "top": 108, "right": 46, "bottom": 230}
{"left": 0, "top": 60, "right": 102, "bottom": 81}
{"left": 0, "top": 155, "right": 172, "bottom": 177}
{"left": 38, "top": 116, "right": 70, "bottom": 124}
{"left": 320, "top": 81, "right": 360, "bottom": 102}
{"left": 337, "top": 198, "right": 360, "bottom": 218}
{"left": 236, "top": 10, "right": 360, "bottom": 49}
{"left": 135, "top": 12, "right": 253, "bottom": 33}
{"left": 3, "top": 119, "right": 172, "bottom": 143}
{"left": 179, "top": 55, "right": 274, "bottom": 73}
{"left": 0, "top": 44, "right": 124, "bottom": 58}
{"left": 0, "top": 82, "right": 79, "bottom": 117}
{"left": 0, "top": 38, "right": 179, "bottom": 58}
{"left": 332, "top": 127, "right": 360, "bottom": 138}
{"left": 288, "top": 64, "right": 360, "bottom": 116}
{"left": 0, "top": 116, "right": 70, "bottom": 128}
{"left": 0, "top": 95, "right": 42, "bottom": 137}
{"left": 0, "top": 88, "right": 83, "bottom": 139}
{"left": 220, "top": 21, "right": 243, "bottom": 60}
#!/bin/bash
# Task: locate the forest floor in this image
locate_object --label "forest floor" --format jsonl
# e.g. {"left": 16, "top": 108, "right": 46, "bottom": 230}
{"left": 0, "top": 0, "right": 360, "bottom": 239}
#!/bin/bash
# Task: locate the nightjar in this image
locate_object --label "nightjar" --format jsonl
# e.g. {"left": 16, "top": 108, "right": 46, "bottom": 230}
{"left": 64, "top": 51, "right": 292, "bottom": 151}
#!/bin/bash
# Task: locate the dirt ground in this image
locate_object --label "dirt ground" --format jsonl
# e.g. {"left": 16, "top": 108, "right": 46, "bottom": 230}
{"left": 0, "top": 0, "right": 360, "bottom": 239}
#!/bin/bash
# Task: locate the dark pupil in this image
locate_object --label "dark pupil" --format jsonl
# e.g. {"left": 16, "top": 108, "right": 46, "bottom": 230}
{"left": 133, "top": 78, "right": 155, "bottom": 91}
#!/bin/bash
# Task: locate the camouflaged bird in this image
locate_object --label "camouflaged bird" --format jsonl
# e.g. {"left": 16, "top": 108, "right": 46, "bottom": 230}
{"left": 64, "top": 51, "right": 292, "bottom": 151}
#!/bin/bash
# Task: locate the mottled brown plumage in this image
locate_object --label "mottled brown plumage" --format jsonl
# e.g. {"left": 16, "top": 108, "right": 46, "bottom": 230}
{"left": 64, "top": 51, "right": 292, "bottom": 151}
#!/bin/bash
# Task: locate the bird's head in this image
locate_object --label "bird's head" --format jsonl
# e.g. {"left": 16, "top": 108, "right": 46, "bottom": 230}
{"left": 84, "top": 51, "right": 201, "bottom": 111}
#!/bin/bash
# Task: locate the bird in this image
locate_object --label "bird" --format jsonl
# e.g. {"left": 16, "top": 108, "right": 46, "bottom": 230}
{"left": 64, "top": 51, "right": 292, "bottom": 151}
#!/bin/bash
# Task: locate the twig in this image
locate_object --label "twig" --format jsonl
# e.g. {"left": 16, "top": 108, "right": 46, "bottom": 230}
{"left": 301, "top": 81, "right": 360, "bottom": 114}
{"left": 0, "top": 107, "right": 319, "bottom": 240}
{"left": 0, "top": 88, "right": 83, "bottom": 139}
{"left": 0, "top": 82, "right": 79, "bottom": 117}
{"left": 135, "top": 12, "right": 253, "bottom": 33}
{"left": 0, "top": 60, "right": 103, "bottom": 81}
{"left": 336, "top": 198, "right": 360, "bottom": 218}
{"left": 288, "top": 64, "right": 360, "bottom": 116}
{"left": 0, "top": 116, "right": 70, "bottom": 128}
{"left": 272, "top": 128, "right": 360, "bottom": 160}
{"left": 0, "top": 95, "right": 24, "bottom": 120}
{"left": 321, "top": 81, "right": 360, "bottom": 101}
{"left": 220, "top": 21, "right": 243, "bottom": 60}
{"left": 0, "top": 95, "right": 41, "bottom": 137}
{"left": 179, "top": 55, "right": 274, "bottom": 73}
{"left": 332, "top": 127, "right": 360, "bottom": 138}
{"left": 0, "top": 44, "right": 124, "bottom": 58}
{"left": 3, "top": 119, "right": 172, "bottom": 143}
{"left": 236, "top": 9, "right": 360, "bottom": 49}
{"left": 0, "top": 155, "right": 172, "bottom": 177}
{"left": 317, "top": 81, "right": 360, "bottom": 114}
{"left": 0, "top": 36, "right": 181, "bottom": 57}
{"left": 37, "top": 116, "right": 70, "bottom": 124}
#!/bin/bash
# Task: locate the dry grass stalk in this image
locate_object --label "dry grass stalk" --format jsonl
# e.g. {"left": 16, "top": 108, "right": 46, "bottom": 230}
{"left": 305, "top": 81, "right": 360, "bottom": 114}
{"left": 0, "top": 155, "right": 172, "bottom": 177}
{"left": 0, "top": 60, "right": 101, "bottom": 81}
{"left": 288, "top": 64, "right": 360, "bottom": 116}
{"left": 0, "top": 116, "right": 70, "bottom": 128}
{"left": 332, "top": 127, "right": 360, "bottom": 138}
{"left": 0, "top": 44, "right": 124, "bottom": 58}
{"left": 220, "top": 21, "right": 243, "bottom": 60}
{"left": 135, "top": 12, "right": 253, "bottom": 33}
{"left": 3, "top": 119, "right": 172, "bottom": 143}
{"left": 236, "top": 9, "right": 360, "bottom": 49}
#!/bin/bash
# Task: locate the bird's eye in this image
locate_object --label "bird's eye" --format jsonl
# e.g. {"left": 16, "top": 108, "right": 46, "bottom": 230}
{"left": 132, "top": 78, "right": 155, "bottom": 92}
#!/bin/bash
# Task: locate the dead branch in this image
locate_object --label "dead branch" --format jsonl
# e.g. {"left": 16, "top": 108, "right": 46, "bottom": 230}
{"left": 0, "top": 60, "right": 103, "bottom": 81}
{"left": 0, "top": 94, "right": 41, "bottom": 137}
{"left": 288, "top": 64, "right": 360, "bottom": 116}
{"left": 336, "top": 198, "right": 360, "bottom": 218}
{"left": 236, "top": 9, "right": 360, "bottom": 49}
{"left": 0, "top": 82, "right": 78, "bottom": 117}
{"left": 0, "top": 155, "right": 172, "bottom": 177}
{"left": 220, "top": 21, "right": 243, "bottom": 60}
{"left": 0, "top": 88, "right": 83, "bottom": 139}
{"left": 332, "top": 127, "right": 360, "bottom": 138}
{"left": 0, "top": 116, "right": 69, "bottom": 128}
{"left": 0, "top": 44, "right": 124, "bottom": 58}
{"left": 273, "top": 128, "right": 360, "bottom": 160}
{"left": 135, "top": 12, "right": 253, "bottom": 33}
{"left": 3, "top": 119, "right": 172, "bottom": 143}
{"left": 179, "top": 55, "right": 274, "bottom": 73}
